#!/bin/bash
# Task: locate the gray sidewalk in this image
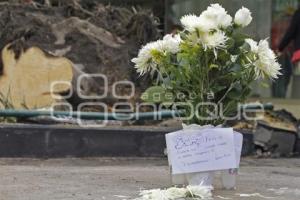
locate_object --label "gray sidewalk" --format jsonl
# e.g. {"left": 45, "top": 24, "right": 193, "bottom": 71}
{"left": 0, "top": 158, "right": 299, "bottom": 200}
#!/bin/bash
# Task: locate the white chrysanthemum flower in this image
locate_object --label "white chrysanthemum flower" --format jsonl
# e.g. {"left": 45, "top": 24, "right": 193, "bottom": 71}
{"left": 180, "top": 4, "right": 232, "bottom": 33}
{"left": 186, "top": 185, "right": 213, "bottom": 199}
{"left": 165, "top": 187, "right": 187, "bottom": 199}
{"left": 200, "top": 3, "right": 232, "bottom": 30}
{"left": 234, "top": 7, "right": 252, "bottom": 27}
{"left": 196, "top": 15, "right": 219, "bottom": 32}
{"left": 163, "top": 34, "right": 182, "bottom": 54}
{"left": 131, "top": 40, "right": 163, "bottom": 75}
{"left": 245, "top": 38, "right": 258, "bottom": 53}
{"left": 245, "top": 38, "right": 281, "bottom": 79}
{"left": 180, "top": 14, "right": 201, "bottom": 32}
{"left": 219, "top": 14, "right": 233, "bottom": 28}
{"left": 201, "top": 30, "right": 228, "bottom": 50}
{"left": 253, "top": 40, "right": 281, "bottom": 79}
{"left": 132, "top": 35, "right": 181, "bottom": 75}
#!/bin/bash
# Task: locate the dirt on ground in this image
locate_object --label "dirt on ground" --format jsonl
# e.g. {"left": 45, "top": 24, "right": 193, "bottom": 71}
{"left": 0, "top": 157, "right": 300, "bottom": 200}
{"left": 0, "top": 1, "right": 159, "bottom": 108}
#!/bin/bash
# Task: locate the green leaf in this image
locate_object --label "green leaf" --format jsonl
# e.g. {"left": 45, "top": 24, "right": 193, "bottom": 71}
{"left": 211, "top": 85, "right": 227, "bottom": 93}
{"left": 230, "top": 63, "right": 242, "bottom": 73}
{"left": 222, "top": 101, "right": 239, "bottom": 116}
{"left": 217, "top": 50, "right": 231, "bottom": 63}
{"left": 227, "top": 90, "right": 241, "bottom": 100}
{"left": 226, "top": 38, "right": 235, "bottom": 49}
{"left": 227, "top": 84, "right": 243, "bottom": 100}
{"left": 180, "top": 32, "right": 189, "bottom": 40}
{"left": 242, "top": 87, "right": 252, "bottom": 99}
{"left": 228, "top": 32, "right": 250, "bottom": 54}
{"left": 233, "top": 32, "right": 249, "bottom": 46}
{"left": 240, "top": 42, "right": 251, "bottom": 52}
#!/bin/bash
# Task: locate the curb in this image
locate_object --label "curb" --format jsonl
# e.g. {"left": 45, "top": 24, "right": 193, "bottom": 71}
{"left": 0, "top": 124, "right": 253, "bottom": 157}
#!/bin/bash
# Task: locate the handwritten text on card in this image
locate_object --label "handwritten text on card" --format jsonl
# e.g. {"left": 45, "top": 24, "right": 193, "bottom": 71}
{"left": 166, "top": 128, "right": 237, "bottom": 174}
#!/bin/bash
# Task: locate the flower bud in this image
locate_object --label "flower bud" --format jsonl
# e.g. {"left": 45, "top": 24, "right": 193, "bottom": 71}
{"left": 234, "top": 7, "right": 252, "bottom": 27}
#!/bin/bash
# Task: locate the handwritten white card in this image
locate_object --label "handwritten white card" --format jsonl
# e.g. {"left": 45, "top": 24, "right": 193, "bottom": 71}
{"left": 166, "top": 128, "right": 237, "bottom": 174}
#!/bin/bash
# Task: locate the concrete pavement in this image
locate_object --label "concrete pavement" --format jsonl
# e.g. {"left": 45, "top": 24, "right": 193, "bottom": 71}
{"left": 0, "top": 158, "right": 299, "bottom": 200}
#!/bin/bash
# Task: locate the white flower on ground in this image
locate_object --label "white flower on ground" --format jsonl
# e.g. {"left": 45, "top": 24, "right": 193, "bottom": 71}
{"left": 165, "top": 187, "right": 188, "bottom": 199}
{"left": 131, "top": 40, "right": 163, "bottom": 75}
{"left": 135, "top": 185, "right": 212, "bottom": 200}
{"left": 245, "top": 38, "right": 258, "bottom": 53}
{"left": 201, "top": 30, "right": 228, "bottom": 50}
{"left": 253, "top": 40, "right": 281, "bottom": 79}
{"left": 234, "top": 7, "right": 252, "bottom": 27}
{"left": 137, "top": 189, "right": 168, "bottom": 200}
{"left": 163, "top": 34, "right": 182, "bottom": 54}
{"left": 200, "top": 3, "right": 232, "bottom": 30}
{"left": 186, "top": 185, "right": 213, "bottom": 199}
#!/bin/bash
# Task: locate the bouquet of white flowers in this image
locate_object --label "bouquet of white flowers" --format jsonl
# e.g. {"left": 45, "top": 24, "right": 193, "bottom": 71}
{"left": 132, "top": 4, "right": 281, "bottom": 126}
